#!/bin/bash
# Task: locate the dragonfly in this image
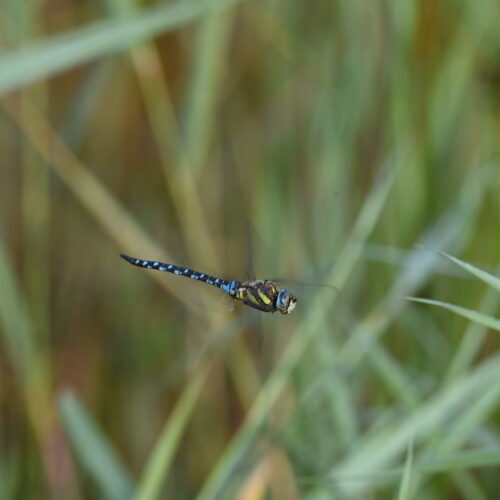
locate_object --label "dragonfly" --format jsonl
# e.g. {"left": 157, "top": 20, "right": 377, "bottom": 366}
{"left": 120, "top": 254, "right": 298, "bottom": 314}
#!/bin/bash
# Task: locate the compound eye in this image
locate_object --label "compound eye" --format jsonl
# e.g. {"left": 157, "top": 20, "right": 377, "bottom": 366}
{"left": 277, "top": 290, "right": 290, "bottom": 308}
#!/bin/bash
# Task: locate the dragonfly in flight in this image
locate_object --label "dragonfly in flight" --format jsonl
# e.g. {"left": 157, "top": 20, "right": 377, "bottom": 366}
{"left": 120, "top": 254, "right": 297, "bottom": 314}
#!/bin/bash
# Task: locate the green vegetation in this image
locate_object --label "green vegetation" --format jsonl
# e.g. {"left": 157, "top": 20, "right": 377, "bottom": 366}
{"left": 1, "top": 0, "right": 500, "bottom": 498}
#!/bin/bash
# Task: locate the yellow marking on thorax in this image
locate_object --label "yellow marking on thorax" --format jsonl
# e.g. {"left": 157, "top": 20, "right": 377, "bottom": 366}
{"left": 235, "top": 289, "right": 246, "bottom": 300}
{"left": 257, "top": 289, "right": 272, "bottom": 304}
{"left": 246, "top": 293, "right": 261, "bottom": 305}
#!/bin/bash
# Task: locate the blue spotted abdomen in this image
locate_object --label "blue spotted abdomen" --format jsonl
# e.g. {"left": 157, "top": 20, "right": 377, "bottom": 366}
{"left": 120, "top": 254, "right": 238, "bottom": 294}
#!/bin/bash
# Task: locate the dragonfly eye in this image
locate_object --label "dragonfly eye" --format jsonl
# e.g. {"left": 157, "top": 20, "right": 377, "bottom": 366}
{"left": 277, "top": 289, "right": 297, "bottom": 314}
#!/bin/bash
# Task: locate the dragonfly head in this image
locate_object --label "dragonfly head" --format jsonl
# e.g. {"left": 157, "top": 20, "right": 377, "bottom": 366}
{"left": 276, "top": 289, "right": 297, "bottom": 314}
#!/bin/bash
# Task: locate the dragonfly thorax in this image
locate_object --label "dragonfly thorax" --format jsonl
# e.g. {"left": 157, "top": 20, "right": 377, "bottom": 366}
{"left": 232, "top": 280, "right": 297, "bottom": 314}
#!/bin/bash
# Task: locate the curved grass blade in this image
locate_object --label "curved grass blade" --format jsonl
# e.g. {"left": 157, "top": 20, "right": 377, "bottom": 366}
{"left": 405, "top": 297, "right": 500, "bottom": 333}
{"left": 0, "top": 0, "right": 248, "bottom": 95}
{"left": 416, "top": 245, "right": 500, "bottom": 292}
{"left": 59, "top": 391, "right": 134, "bottom": 500}
{"left": 445, "top": 288, "right": 500, "bottom": 382}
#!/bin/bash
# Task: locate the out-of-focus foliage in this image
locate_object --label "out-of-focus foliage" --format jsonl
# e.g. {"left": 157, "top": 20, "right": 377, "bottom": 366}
{"left": 1, "top": 0, "right": 500, "bottom": 498}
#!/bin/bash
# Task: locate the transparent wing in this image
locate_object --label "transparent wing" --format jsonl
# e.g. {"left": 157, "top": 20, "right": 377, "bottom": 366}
{"left": 173, "top": 277, "right": 236, "bottom": 313}
{"left": 271, "top": 279, "right": 341, "bottom": 298}
{"left": 270, "top": 278, "right": 342, "bottom": 312}
{"left": 271, "top": 278, "right": 356, "bottom": 329}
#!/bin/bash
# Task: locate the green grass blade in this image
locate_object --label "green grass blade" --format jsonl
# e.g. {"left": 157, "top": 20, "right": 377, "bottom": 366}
{"left": 134, "top": 368, "right": 208, "bottom": 500}
{"left": 417, "top": 246, "right": 500, "bottom": 293}
{"left": 0, "top": 221, "right": 54, "bottom": 454}
{"left": 418, "top": 449, "right": 500, "bottom": 473}
{"left": 0, "top": 223, "right": 37, "bottom": 385}
{"left": 59, "top": 391, "right": 135, "bottom": 500}
{"left": 331, "top": 447, "right": 500, "bottom": 481}
{"left": 308, "top": 447, "right": 500, "bottom": 490}
{"left": 396, "top": 440, "right": 414, "bottom": 500}
{"left": 445, "top": 288, "right": 500, "bottom": 381}
{"left": 437, "top": 381, "right": 500, "bottom": 454}
{"left": 182, "top": 10, "right": 233, "bottom": 174}
{"left": 0, "top": 0, "right": 248, "bottom": 95}
{"left": 405, "top": 297, "right": 500, "bottom": 333}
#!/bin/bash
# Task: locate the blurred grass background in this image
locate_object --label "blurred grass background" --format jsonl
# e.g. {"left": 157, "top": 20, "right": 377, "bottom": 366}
{"left": 1, "top": 0, "right": 500, "bottom": 498}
